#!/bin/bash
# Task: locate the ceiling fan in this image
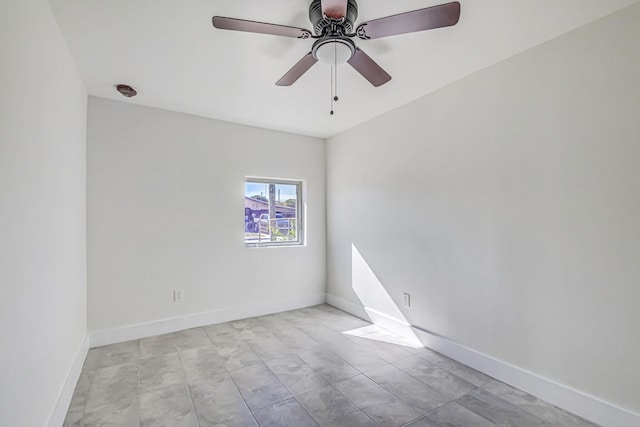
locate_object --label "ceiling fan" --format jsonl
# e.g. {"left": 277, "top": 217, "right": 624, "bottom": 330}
{"left": 212, "top": 0, "right": 461, "bottom": 88}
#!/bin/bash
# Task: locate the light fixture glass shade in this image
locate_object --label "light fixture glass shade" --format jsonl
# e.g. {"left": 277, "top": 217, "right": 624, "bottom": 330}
{"left": 315, "top": 41, "right": 353, "bottom": 65}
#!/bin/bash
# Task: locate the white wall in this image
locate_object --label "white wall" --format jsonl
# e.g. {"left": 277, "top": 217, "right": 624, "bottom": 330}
{"left": 87, "top": 97, "right": 326, "bottom": 333}
{"left": 0, "top": 1, "right": 88, "bottom": 426}
{"left": 327, "top": 3, "right": 640, "bottom": 418}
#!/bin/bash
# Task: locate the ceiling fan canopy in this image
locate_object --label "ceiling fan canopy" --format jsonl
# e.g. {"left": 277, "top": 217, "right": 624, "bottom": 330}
{"left": 212, "top": 0, "right": 461, "bottom": 87}
{"left": 309, "top": 0, "right": 359, "bottom": 35}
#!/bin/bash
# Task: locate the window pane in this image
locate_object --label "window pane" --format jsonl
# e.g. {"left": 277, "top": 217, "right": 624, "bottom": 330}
{"left": 245, "top": 180, "right": 300, "bottom": 246}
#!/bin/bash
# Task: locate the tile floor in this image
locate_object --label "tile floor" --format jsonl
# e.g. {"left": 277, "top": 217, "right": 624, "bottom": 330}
{"left": 64, "top": 305, "right": 598, "bottom": 427}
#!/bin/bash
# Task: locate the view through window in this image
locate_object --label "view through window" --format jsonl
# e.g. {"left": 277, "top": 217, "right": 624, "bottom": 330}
{"left": 244, "top": 179, "right": 301, "bottom": 246}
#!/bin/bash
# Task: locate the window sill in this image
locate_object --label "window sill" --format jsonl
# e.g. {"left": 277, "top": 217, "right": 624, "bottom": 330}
{"left": 244, "top": 242, "right": 305, "bottom": 249}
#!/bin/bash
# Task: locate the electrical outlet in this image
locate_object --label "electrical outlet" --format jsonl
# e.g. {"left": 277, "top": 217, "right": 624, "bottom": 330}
{"left": 173, "top": 289, "right": 184, "bottom": 302}
{"left": 403, "top": 293, "right": 411, "bottom": 307}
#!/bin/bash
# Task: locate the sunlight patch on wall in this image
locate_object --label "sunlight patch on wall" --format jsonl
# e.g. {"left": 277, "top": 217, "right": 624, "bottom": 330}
{"left": 351, "top": 243, "right": 422, "bottom": 346}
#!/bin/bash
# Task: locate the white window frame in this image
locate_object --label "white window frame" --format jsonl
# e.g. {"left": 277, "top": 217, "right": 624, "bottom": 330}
{"left": 244, "top": 177, "right": 304, "bottom": 248}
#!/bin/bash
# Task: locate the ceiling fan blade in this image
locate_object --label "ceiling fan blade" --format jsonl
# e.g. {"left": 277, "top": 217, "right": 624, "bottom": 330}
{"left": 355, "top": 1, "right": 460, "bottom": 40}
{"left": 347, "top": 48, "right": 391, "bottom": 87}
{"left": 212, "top": 17, "right": 312, "bottom": 39}
{"left": 321, "top": 0, "right": 348, "bottom": 19}
{"left": 276, "top": 53, "right": 318, "bottom": 86}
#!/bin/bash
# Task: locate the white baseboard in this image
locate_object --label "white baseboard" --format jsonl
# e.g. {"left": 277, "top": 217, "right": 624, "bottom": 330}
{"left": 89, "top": 293, "right": 326, "bottom": 348}
{"left": 412, "top": 326, "right": 640, "bottom": 427}
{"left": 326, "top": 293, "right": 370, "bottom": 320}
{"left": 325, "top": 294, "right": 640, "bottom": 427}
{"left": 48, "top": 334, "right": 89, "bottom": 427}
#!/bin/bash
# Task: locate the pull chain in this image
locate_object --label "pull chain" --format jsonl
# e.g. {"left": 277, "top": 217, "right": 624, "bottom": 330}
{"left": 330, "top": 43, "right": 341, "bottom": 116}
{"left": 334, "top": 42, "right": 339, "bottom": 103}
{"left": 330, "top": 63, "right": 334, "bottom": 115}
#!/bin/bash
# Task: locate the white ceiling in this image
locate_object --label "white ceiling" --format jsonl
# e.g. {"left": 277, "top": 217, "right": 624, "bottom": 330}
{"left": 50, "top": 0, "right": 638, "bottom": 138}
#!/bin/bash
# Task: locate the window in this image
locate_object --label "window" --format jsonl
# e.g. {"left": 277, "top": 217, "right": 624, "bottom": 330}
{"left": 244, "top": 178, "right": 303, "bottom": 246}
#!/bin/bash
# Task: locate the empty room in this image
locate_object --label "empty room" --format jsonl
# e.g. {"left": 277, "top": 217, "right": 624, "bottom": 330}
{"left": 1, "top": 0, "right": 639, "bottom": 426}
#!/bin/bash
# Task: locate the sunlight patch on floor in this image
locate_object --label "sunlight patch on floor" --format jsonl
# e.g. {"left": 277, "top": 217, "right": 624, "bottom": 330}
{"left": 342, "top": 324, "right": 423, "bottom": 349}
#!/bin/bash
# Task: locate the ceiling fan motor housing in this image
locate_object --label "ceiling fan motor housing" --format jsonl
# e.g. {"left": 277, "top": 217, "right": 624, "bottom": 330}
{"left": 309, "top": 0, "right": 358, "bottom": 35}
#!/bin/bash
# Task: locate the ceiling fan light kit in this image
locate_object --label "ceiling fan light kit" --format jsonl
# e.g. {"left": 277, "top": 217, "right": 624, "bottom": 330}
{"left": 313, "top": 37, "right": 355, "bottom": 65}
{"left": 212, "top": 0, "right": 461, "bottom": 112}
